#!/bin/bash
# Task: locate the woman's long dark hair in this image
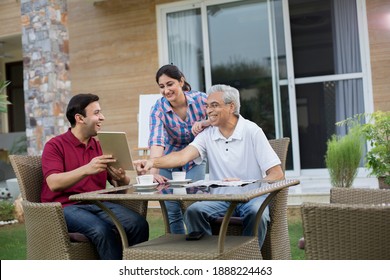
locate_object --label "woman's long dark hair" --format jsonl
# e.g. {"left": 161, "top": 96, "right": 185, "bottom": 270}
{"left": 155, "top": 64, "right": 191, "bottom": 91}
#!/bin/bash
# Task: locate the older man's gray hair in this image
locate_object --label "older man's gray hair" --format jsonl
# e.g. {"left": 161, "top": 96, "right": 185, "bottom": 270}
{"left": 207, "top": 84, "right": 240, "bottom": 116}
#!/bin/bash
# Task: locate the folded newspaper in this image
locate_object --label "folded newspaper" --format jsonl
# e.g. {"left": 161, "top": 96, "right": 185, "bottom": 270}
{"left": 185, "top": 179, "right": 258, "bottom": 188}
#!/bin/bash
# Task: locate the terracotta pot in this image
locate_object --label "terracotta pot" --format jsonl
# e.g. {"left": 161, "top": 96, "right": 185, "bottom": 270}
{"left": 378, "top": 177, "right": 390, "bottom": 189}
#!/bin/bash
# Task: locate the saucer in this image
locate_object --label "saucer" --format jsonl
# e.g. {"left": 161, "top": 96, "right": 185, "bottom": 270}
{"left": 167, "top": 179, "right": 192, "bottom": 185}
{"left": 134, "top": 182, "right": 158, "bottom": 189}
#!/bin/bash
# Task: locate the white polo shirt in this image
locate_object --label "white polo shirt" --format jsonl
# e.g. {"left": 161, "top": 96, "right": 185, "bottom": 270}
{"left": 190, "top": 115, "right": 281, "bottom": 180}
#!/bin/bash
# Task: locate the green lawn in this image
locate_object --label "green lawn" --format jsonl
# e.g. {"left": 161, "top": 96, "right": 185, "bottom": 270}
{"left": 288, "top": 218, "right": 305, "bottom": 260}
{"left": 0, "top": 208, "right": 305, "bottom": 260}
{"left": 0, "top": 223, "right": 27, "bottom": 260}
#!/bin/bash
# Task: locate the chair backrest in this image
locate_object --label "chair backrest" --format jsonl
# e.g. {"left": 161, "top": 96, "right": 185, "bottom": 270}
{"left": 302, "top": 202, "right": 390, "bottom": 259}
{"left": 9, "top": 155, "right": 43, "bottom": 202}
{"left": 330, "top": 187, "right": 390, "bottom": 204}
{"left": 258, "top": 137, "right": 291, "bottom": 259}
{"left": 261, "top": 187, "right": 291, "bottom": 259}
{"left": 302, "top": 188, "right": 390, "bottom": 259}
{"left": 268, "top": 137, "right": 290, "bottom": 172}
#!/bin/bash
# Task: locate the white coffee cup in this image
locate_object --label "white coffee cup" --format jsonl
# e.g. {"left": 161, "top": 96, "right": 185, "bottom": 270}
{"left": 172, "top": 171, "right": 186, "bottom": 181}
{"left": 136, "top": 174, "right": 154, "bottom": 185}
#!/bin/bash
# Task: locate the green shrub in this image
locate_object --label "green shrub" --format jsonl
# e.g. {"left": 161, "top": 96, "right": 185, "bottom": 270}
{"left": 360, "top": 111, "right": 390, "bottom": 185}
{"left": 0, "top": 201, "right": 15, "bottom": 221}
{"left": 325, "top": 128, "right": 363, "bottom": 188}
{"left": 337, "top": 111, "right": 390, "bottom": 185}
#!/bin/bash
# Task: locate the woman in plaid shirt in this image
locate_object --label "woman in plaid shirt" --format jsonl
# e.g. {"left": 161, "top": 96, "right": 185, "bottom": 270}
{"left": 148, "top": 64, "right": 210, "bottom": 234}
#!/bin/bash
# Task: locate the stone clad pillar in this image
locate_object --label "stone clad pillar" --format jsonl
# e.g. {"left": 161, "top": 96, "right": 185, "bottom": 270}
{"left": 20, "top": 0, "right": 71, "bottom": 155}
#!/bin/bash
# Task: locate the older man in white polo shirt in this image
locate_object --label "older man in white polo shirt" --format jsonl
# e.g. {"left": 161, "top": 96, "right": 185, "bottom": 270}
{"left": 134, "top": 84, "right": 284, "bottom": 247}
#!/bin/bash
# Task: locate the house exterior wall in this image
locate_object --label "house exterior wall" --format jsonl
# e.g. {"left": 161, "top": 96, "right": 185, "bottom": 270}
{"left": 0, "top": 0, "right": 21, "bottom": 36}
{"left": 0, "top": 0, "right": 389, "bottom": 155}
{"left": 66, "top": 0, "right": 175, "bottom": 150}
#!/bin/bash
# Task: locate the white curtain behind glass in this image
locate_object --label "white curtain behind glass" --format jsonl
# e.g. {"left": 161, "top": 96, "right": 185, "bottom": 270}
{"left": 167, "top": 10, "right": 203, "bottom": 91}
{"left": 332, "top": 0, "right": 364, "bottom": 135}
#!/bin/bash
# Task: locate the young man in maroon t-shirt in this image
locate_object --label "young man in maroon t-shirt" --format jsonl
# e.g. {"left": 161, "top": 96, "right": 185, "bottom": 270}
{"left": 41, "top": 93, "right": 148, "bottom": 259}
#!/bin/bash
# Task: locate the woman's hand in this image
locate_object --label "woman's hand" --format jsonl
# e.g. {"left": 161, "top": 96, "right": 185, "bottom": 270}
{"left": 192, "top": 121, "right": 206, "bottom": 136}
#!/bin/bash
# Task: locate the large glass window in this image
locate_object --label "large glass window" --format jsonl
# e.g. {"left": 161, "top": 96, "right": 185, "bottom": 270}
{"left": 289, "top": 0, "right": 362, "bottom": 78}
{"left": 207, "top": 0, "right": 276, "bottom": 138}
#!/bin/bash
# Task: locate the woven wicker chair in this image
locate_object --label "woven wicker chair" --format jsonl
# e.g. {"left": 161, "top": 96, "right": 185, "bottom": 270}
{"left": 9, "top": 155, "right": 148, "bottom": 260}
{"left": 181, "top": 137, "right": 291, "bottom": 259}
{"left": 301, "top": 188, "right": 390, "bottom": 260}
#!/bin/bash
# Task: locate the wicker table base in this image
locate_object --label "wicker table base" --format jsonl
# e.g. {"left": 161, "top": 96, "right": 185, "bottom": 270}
{"left": 123, "top": 234, "right": 262, "bottom": 260}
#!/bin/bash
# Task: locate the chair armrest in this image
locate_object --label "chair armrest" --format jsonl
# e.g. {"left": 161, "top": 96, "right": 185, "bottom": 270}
{"left": 260, "top": 188, "right": 290, "bottom": 260}
{"left": 22, "top": 200, "right": 74, "bottom": 259}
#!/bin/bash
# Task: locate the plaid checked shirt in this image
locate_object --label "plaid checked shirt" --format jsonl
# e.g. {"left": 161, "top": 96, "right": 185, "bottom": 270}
{"left": 148, "top": 90, "right": 207, "bottom": 171}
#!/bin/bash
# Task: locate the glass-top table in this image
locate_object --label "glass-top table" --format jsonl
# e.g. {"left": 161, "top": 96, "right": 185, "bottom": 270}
{"left": 71, "top": 179, "right": 298, "bottom": 201}
{"left": 69, "top": 179, "right": 300, "bottom": 259}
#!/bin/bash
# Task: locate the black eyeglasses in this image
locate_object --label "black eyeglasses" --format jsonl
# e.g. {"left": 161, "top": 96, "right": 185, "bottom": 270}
{"left": 205, "top": 102, "right": 231, "bottom": 110}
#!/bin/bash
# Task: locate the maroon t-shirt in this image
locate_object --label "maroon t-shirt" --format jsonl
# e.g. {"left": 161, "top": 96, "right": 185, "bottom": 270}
{"left": 41, "top": 129, "right": 108, "bottom": 207}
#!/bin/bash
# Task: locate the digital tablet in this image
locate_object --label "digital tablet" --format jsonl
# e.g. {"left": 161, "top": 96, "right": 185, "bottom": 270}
{"left": 97, "top": 131, "right": 134, "bottom": 170}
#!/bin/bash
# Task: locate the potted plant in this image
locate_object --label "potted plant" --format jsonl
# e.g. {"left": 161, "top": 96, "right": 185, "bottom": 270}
{"left": 325, "top": 126, "right": 363, "bottom": 188}
{"left": 0, "top": 80, "right": 11, "bottom": 113}
{"left": 338, "top": 111, "right": 390, "bottom": 189}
